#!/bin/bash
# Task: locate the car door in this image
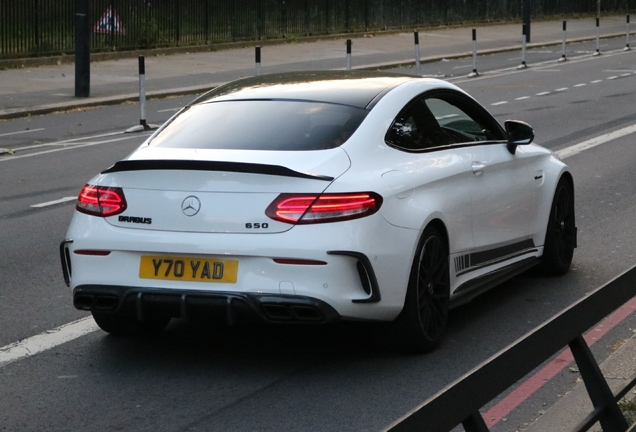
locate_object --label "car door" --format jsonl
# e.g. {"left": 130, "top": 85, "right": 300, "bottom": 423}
{"left": 381, "top": 95, "right": 475, "bottom": 258}
{"left": 422, "top": 91, "right": 541, "bottom": 260}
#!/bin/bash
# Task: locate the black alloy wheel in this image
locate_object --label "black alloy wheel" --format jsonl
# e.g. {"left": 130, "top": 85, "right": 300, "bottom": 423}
{"left": 393, "top": 225, "right": 450, "bottom": 354}
{"left": 540, "top": 177, "right": 576, "bottom": 275}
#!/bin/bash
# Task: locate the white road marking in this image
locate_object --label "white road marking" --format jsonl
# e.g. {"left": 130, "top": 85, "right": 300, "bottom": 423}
{"left": 452, "top": 48, "right": 631, "bottom": 85}
{"left": 30, "top": 197, "right": 77, "bottom": 208}
{"left": 0, "top": 135, "right": 146, "bottom": 162}
{"left": 0, "top": 317, "right": 98, "bottom": 368}
{"left": 0, "top": 128, "right": 45, "bottom": 137}
{"left": 515, "top": 96, "right": 531, "bottom": 100}
{"left": 621, "top": 73, "right": 632, "bottom": 76}
{"left": 557, "top": 123, "right": 636, "bottom": 159}
{"left": 591, "top": 80, "right": 603, "bottom": 83}
{"left": 435, "top": 114, "right": 460, "bottom": 120}
{"left": 491, "top": 101, "right": 508, "bottom": 106}
{"left": 574, "top": 83, "right": 587, "bottom": 87}
{"left": 157, "top": 107, "right": 181, "bottom": 113}
{"left": 10, "top": 131, "right": 124, "bottom": 152}
{"left": 555, "top": 87, "right": 568, "bottom": 92}
{"left": 536, "top": 91, "right": 550, "bottom": 96}
{"left": 607, "top": 76, "right": 618, "bottom": 80}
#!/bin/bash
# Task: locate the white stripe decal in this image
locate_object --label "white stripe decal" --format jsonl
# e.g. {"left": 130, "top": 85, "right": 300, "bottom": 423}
{"left": 0, "top": 317, "right": 98, "bottom": 368}
{"left": 557, "top": 124, "right": 636, "bottom": 159}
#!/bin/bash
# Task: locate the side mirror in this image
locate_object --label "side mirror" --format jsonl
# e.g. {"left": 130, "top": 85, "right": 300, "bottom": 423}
{"left": 505, "top": 120, "right": 534, "bottom": 155}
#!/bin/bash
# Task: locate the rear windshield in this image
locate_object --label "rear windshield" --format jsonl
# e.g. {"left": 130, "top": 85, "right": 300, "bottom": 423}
{"left": 149, "top": 100, "right": 368, "bottom": 151}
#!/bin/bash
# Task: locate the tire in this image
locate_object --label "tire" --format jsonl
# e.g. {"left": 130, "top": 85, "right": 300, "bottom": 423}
{"left": 540, "top": 177, "right": 576, "bottom": 276}
{"left": 393, "top": 225, "right": 450, "bottom": 354}
{"left": 92, "top": 311, "right": 171, "bottom": 336}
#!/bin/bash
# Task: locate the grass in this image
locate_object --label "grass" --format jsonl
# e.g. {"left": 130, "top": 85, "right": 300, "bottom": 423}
{"left": 619, "top": 397, "right": 636, "bottom": 425}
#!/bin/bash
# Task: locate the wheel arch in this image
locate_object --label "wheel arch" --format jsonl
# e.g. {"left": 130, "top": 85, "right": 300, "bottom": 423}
{"left": 559, "top": 170, "right": 575, "bottom": 194}
{"left": 426, "top": 218, "right": 450, "bottom": 251}
{"left": 400, "top": 218, "right": 450, "bottom": 309}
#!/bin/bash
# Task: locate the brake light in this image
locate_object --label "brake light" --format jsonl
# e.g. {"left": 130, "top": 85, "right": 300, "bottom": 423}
{"left": 76, "top": 185, "right": 127, "bottom": 217}
{"left": 266, "top": 192, "right": 382, "bottom": 224}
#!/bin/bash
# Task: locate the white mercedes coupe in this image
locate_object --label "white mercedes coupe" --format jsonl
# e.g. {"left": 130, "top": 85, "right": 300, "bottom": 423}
{"left": 60, "top": 71, "right": 576, "bottom": 353}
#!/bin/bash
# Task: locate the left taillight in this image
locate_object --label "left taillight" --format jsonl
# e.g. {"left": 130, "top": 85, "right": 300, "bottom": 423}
{"left": 76, "top": 185, "right": 127, "bottom": 217}
{"left": 265, "top": 192, "right": 383, "bottom": 224}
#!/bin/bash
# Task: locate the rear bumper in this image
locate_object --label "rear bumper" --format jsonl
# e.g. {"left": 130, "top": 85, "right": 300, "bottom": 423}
{"left": 73, "top": 284, "right": 341, "bottom": 324}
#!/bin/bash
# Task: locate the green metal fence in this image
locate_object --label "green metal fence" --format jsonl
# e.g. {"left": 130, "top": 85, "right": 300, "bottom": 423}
{"left": 0, "top": 0, "right": 629, "bottom": 59}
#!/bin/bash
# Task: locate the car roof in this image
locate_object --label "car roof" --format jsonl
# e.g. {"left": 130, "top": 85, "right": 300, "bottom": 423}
{"left": 191, "top": 71, "right": 416, "bottom": 109}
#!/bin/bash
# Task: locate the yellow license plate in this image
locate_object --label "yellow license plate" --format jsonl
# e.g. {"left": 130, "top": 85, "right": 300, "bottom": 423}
{"left": 139, "top": 255, "right": 238, "bottom": 283}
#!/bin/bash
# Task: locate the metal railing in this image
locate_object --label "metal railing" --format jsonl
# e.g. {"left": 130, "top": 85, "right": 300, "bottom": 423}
{"left": 0, "top": 0, "right": 630, "bottom": 59}
{"left": 385, "top": 265, "right": 636, "bottom": 432}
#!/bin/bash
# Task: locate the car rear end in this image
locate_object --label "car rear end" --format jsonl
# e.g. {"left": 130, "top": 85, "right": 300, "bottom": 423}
{"left": 60, "top": 76, "right": 416, "bottom": 328}
{"left": 61, "top": 152, "right": 411, "bottom": 325}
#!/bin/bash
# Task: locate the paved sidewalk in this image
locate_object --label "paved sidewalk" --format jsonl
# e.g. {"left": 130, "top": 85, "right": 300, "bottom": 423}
{"left": 0, "top": 15, "right": 633, "bottom": 119}
{"left": 524, "top": 334, "right": 636, "bottom": 431}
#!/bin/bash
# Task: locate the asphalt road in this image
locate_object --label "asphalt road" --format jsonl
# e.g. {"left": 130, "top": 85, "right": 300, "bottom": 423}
{"left": 1, "top": 43, "right": 636, "bottom": 431}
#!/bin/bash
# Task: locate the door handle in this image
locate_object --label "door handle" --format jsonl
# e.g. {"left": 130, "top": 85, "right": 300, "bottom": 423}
{"left": 471, "top": 161, "right": 486, "bottom": 175}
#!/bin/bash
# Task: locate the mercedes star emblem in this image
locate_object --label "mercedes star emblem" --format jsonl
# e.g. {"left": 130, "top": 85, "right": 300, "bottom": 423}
{"left": 181, "top": 196, "right": 201, "bottom": 217}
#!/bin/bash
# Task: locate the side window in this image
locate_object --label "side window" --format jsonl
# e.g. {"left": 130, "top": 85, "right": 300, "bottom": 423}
{"left": 385, "top": 104, "right": 423, "bottom": 150}
{"left": 385, "top": 99, "right": 452, "bottom": 151}
{"left": 424, "top": 95, "right": 505, "bottom": 143}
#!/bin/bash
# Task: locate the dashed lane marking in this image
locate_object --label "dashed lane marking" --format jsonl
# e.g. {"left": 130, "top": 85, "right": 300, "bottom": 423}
{"left": 486, "top": 68, "right": 635, "bottom": 106}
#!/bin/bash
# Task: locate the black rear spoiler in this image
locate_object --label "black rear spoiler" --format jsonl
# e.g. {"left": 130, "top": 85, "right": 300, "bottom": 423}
{"left": 102, "top": 160, "right": 334, "bottom": 181}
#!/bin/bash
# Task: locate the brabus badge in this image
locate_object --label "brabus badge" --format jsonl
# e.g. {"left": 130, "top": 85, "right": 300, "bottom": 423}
{"left": 181, "top": 196, "right": 201, "bottom": 217}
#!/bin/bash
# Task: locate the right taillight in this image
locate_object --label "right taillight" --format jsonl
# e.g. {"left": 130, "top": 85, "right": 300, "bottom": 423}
{"left": 76, "top": 185, "right": 127, "bottom": 217}
{"left": 265, "top": 192, "right": 382, "bottom": 224}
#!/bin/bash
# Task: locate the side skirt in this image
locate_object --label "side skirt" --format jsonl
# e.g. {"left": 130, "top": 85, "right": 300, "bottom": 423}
{"left": 450, "top": 257, "right": 540, "bottom": 309}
